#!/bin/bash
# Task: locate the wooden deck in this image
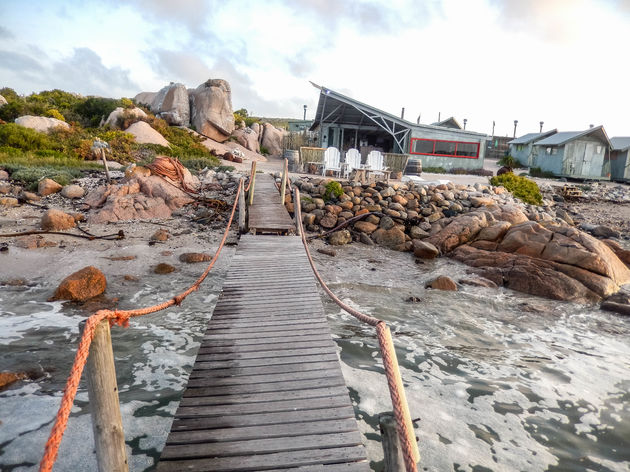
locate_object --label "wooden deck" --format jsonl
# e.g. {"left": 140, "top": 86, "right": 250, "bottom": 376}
{"left": 158, "top": 235, "right": 370, "bottom": 472}
{"left": 247, "top": 173, "right": 295, "bottom": 234}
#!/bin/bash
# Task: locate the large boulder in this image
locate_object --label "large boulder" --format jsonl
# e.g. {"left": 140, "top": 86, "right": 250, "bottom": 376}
{"left": 49, "top": 266, "right": 107, "bottom": 302}
{"left": 0, "top": 95, "right": 7, "bottom": 107}
{"left": 41, "top": 209, "right": 76, "bottom": 231}
{"left": 150, "top": 82, "right": 190, "bottom": 126}
{"left": 38, "top": 178, "right": 62, "bottom": 196}
{"left": 190, "top": 79, "right": 234, "bottom": 142}
{"left": 261, "top": 122, "right": 286, "bottom": 156}
{"left": 232, "top": 127, "right": 260, "bottom": 153}
{"left": 425, "top": 211, "right": 489, "bottom": 254}
{"left": 133, "top": 91, "right": 157, "bottom": 107}
{"left": 15, "top": 115, "right": 69, "bottom": 133}
{"left": 103, "top": 107, "right": 147, "bottom": 128}
{"left": 125, "top": 121, "right": 170, "bottom": 147}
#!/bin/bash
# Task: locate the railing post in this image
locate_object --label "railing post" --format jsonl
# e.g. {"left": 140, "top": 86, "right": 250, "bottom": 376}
{"left": 294, "top": 187, "right": 302, "bottom": 237}
{"left": 248, "top": 161, "right": 257, "bottom": 206}
{"left": 280, "top": 158, "right": 288, "bottom": 206}
{"left": 380, "top": 413, "right": 405, "bottom": 472}
{"left": 84, "top": 320, "right": 128, "bottom": 472}
{"left": 238, "top": 178, "right": 246, "bottom": 234}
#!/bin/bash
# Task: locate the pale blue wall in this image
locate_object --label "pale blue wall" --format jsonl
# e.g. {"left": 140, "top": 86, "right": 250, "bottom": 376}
{"left": 611, "top": 150, "right": 630, "bottom": 181}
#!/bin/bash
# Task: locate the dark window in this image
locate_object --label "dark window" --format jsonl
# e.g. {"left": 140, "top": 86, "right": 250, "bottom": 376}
{"left": 413, "top": 139, "right": 434, "bottom": 154}
{"left": 456, "top": 142, "right": 478, "bottom": 157}
{"left": 434, "top": 141, "right": 456, "bottom": 156}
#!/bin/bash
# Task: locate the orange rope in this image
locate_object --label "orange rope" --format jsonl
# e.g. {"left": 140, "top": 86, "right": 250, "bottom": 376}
{"left": 39, "top": 181, "right": 242, "bottom": 472}
{"left": 294, "top": 187, "right": 419, "bottom": 472}
{"left": 146, "top": 156, "right": 198, "bottom": 193}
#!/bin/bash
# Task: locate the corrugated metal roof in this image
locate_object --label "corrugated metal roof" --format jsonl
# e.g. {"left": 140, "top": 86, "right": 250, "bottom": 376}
{"left": 508, "top": 129, "right": 557, "bottom": 145}
{"left": 611, "top": 137, "right": 630, "bottom": 151}
{"left": 535, "top": 126, "right": 610, "bottom": 147}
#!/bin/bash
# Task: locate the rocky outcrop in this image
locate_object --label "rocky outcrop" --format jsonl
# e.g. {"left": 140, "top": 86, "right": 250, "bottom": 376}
{"left": 15, "top": 115, "right": 69, "bottom": 133}
{"left": 426, "top": 275, "right": 458, "bottom": 291}
{"left": 190, "top": 79, "right": 234, "bottom": 142}
{"left": 426, "top": 211, "right": 489, "bottom": 254}
{"left": 49, "top": 266, "right": 107, "bottom": 302}
{"left": 133, "top": 91, "right": 157, "bottom": 107}
{"left": 0, "top": 95, "right": 7, "bottom": 107}
{"left": 150, "top": 83, "right": 190, "bottom": 126}
{"left": 103, "top": 107, "right": 147, "bottom": 128}
{"left": 125, "top": 121, "right": 170, "bottom": 146}
{"left": 261, "top": 123, "right": 286, "bottom": 156}
{"left": 232, "top": 127, "right": 260, "bottom": 153}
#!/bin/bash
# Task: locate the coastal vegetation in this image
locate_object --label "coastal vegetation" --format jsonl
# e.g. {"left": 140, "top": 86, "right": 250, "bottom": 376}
{"left": 490, "top": 172, "right": 542, "bottom": 205}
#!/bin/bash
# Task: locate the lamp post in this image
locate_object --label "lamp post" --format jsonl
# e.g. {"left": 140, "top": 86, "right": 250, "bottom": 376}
{"left": 463, "top": 118, "right": 467, "bottom": 130}
{"left": 539, "top": 121, "right": 544, "bottom": 133}
{"left": 303, "top": 105, "right": 307, "bottom": 121}
{"left": 513, "top": 120, "right": 518, "bottom": 138}
{"left": 491, "top": 120, "right": 495, "bottom": 138}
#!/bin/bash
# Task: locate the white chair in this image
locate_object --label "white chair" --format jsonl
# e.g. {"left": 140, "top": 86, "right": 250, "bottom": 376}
{"left": 343, "top": 148, "right": 362, "bottom": 179}
{"left": 366, "top": 150, "right": 391, "bottom": 183}
{"left": 322, "top": 147, "right": 342, "bottom": 177}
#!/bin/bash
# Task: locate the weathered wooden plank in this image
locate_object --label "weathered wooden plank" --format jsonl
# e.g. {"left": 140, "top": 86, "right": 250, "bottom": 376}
{"left": 193, "top": 353, "right": 339, "bottom": 371}
{"left": 157, "top": 446, "right": 368, "bottom": 472}
{"left": 203, "top": 328, "right": 327, "bottom": 341}
{"left": 188, "top": 360, "right": 341, "bottom": 378}
{"left": 206, "top": 318, "right": 329, "bottom": 330}
{"left": 195, "top": 347, "right": 337, "bottom": 362}
{"left": 182, "top": 376, "right": 346, "bottom": 397}
{"left": 185, "top": 366, "right": 343, "bottom": 387}
{"left": 264, "top": 463, "right": 371, "bottom": 472}
{"left": 197, "top": 335, "right": 332, "bottom": 349}
{"left": 206, "top": 322, "right": 328, "bottom": 335}
{"left": 166, "top": 418, "right": 360, "bottom": 444}
{"left": 197, "top": 339, "right": 334, "bottom": 354}
{"left": 160, "top": 431, "right": 363, "bottom": 460}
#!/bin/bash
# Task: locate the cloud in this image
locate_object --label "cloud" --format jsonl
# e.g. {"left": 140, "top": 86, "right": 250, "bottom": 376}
{"left": 0, "top": 50, "right": 45, "bottom": 72}
{"left": 149, "top": 49, "right": 213, "bottom": 86}
{"left": 118, "top": 0, "right": 218, "bottom": 32}
{"left": 0, "top": 25, "right": 14, "bottom": 39}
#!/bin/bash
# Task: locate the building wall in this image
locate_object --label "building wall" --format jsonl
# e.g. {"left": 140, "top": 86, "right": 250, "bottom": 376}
{"left": 509, "top": 143, "right": 534, "bottom": 166}
{"left": 533, "top": 136, "right": 609, "bottom": 179}
{"left": 532, "top": 145, "right": 566, "bottom": 175}
{"left": 611, "top": 150, "right": 630, "bottom": 181}
{"left": 409, "top": 127, "right": 486, "bottom": 170}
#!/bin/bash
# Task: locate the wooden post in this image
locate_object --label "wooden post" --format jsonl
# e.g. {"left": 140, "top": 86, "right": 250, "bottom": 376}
{"left": 248, "top": 161, "right": 257, "bottom": 206}
{"left": 380, "top": 413, "right": 405, "bottom": 472}
{"left": 280, "top": 158, "right": 288, "bottom": 205}
{"left": 294, "top": 187, "right": 302, "bottom": 237}
{"left": 101, "top": 148, "right": 111, "bottom": 183}
{"left": 84, "top": 320, "right": 128, "bottom": 472}
{"left": 238, "top": 178, "right": 246, "bottom": 234}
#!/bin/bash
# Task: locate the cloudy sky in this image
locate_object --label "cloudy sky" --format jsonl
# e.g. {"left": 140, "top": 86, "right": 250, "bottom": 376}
{"left": 1, "top": 0, "right": 629, "bottom": 137}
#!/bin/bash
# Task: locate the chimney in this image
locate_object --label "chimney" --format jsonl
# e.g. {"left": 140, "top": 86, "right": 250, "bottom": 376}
{"left": 400, "top": 107, "right": 405, "bottom": 119}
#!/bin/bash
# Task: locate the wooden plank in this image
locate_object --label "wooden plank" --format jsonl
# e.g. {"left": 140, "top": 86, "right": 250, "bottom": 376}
{"left": 193, "top": 354, "right": 340, "bottom": 371}
{"left": 185, "top": 367, "right": 343, "bottom": 387}
{"left": 179, "top": 386, "right": 350, "bottom": 407}
{"left": 195, "top": 347, "right": 337, "bottom": 362}
{"left": 182, "top": 376, "right": 347, "bottom": 397}
{"left": 157, "top": 446, "right": 368, "bottom": 472}
{"left": 188, "top": 360, "right": 341, "bottom": 378}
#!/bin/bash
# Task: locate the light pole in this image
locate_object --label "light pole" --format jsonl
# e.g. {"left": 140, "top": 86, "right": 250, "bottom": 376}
{"left": 463, "top": 118, "right": 467, "bottom": 130}
{"left": 513, "top": 120, "right": 518, "bottom": 138}
{"left": 491, "top": 120, "right": 495, "bottom": 138}
{"left": 539, "top": 121, "right": 544, "bottom": 132}
{"left": 303, "top": 105, "right": 307, "bottom": 121}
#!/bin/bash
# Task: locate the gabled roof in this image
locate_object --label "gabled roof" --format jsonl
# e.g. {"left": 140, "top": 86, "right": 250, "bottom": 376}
{"left": 535, "top": 126, "right": 611, "bottom": 147}
{"left": 509, "top": 129, "right": 557, "bottom": 145}
{"left": 431, "top": 117, "right": 462, "bottom": 129}
{"left": 611, "top": 137, "right": 630, "bottom": 151}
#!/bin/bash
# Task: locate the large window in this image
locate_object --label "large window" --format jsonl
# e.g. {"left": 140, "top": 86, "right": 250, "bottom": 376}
{"left": 410, "top": 138, "right": 479, "bottom": 159}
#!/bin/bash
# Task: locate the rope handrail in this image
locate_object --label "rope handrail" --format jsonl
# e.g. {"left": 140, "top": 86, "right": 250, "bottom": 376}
{"left": 293, "top": 187, "right": 420, "bottom": 472}
{"left": 39, "top": 177, "right": 245, "bottom": 472}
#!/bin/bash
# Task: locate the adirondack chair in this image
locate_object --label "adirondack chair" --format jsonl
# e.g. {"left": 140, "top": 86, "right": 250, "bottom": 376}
{"left": 343, "top": 148, "right": 362, "bottom": 179}
{"left": 366, "top": 150, "right": 391, "bottom": 183}
{"left": 322, "top": 147, "right": 342, "bottom": 177}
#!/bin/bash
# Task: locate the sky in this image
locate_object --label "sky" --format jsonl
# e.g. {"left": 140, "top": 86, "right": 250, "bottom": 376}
{"left": 1, "top": 0, "right": 629, "bottom": 137}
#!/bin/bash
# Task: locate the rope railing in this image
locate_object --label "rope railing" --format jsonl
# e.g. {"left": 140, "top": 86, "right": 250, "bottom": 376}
{"left": 293, "top": 186, "right": 420, "bottom": 472}
{"left": 39, "top": 173, "right": 250, "bottom": 472}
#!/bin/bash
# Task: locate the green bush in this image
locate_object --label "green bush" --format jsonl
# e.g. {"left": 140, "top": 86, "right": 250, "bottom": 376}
{"left": 422, "top": 166, "right": 447, "bottom": 174}
{"left": 45, "top": 109, "right": 65, "bottom": 121}
{"left": 0, "top": 123, "right": 58, "bottom": 151}
{"left": 73, "top": 97, "right": 122, "bottom": 127}
{"left": 529, "top": 167, "right": 556, "bottom": 178}
{"left": 497, "top": 155, "right": 519, "bottom": 168}
{"left": 323, "top": 180, "right": 343, "bottom": 201}
{"left": 490, "top": 173, "right": 542, "bottom": 205}
{"left": 180, "top": 157, "right": 220, "bottom": 171}
{"left": 260, "top": 146, "right": 270, "bottom": 155}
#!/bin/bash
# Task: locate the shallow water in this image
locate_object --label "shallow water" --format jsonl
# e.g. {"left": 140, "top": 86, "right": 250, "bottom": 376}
{"left": 1, "top": 242, "right": 630, "bottom": 471}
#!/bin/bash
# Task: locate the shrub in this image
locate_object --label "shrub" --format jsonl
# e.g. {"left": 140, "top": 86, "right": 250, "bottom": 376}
{"left": 0, "top": 123, "right": 58, "bottom": 151}
{"left": 179, "top": 157, "right": 220, "bottom": 171}
{"left": 120, "top": 98, "right": 134, "bottom": 109}
{"left": 529, "top": 167, "right": 556, "bottom": 178}
{"left": 73, "top": 97, "right": 122, "bottom": 127}
{"left": 497, "top": 154, "right": 523, "bottom": 168}
{"left": 422, "top": 166, "right": 447, "bottom": 174}
{"left": 450, "top": 167, "right": 493, "bottom": 177}
{"left": 45, "top": 109, "right": 65, "bottom": 121}
{"left": 323, "top": 180, "right": 343, "bottom": 201}
{"left": 490, "top": 173, "right": 542, "bottom": 205}
{"left": 260, "top": 146, "right": 270, "bottom": 155}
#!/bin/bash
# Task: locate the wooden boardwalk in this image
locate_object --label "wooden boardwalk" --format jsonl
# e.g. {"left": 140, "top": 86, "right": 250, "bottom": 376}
{"left": 247, "top": 173, "right": 295, "bottom": 234}
{"left": 158, "top": 235, "right": 370, "bottom": 471}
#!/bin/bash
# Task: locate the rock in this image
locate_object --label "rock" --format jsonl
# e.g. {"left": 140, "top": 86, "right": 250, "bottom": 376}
{"left": 459, "top": 277, "right": 499, "bottom": 289}
{"left": 354, "top": 221, "right": 378, "bottom": 234}
{"left": 60, "top": 184, "right": 85, "bottom": 199}
{"left": 373, "top": 228, "right": 406, "bottom": 250}
{"left": 476, "top": 221, "right": 512, "bottom": 242}
{"left": 413, "top": 240, "right": 439, "bottom": 259}
{"left": 150, "top": 82, "right": 190, "bottom": 126}
{"left": 15, "top": 115, "right": 69, "bottom": 133}
{"left": 133, "top": 91, "right": 157, "bottom": 106}
{"left": 409, "top": 226, "right": 429, "bottom": 239}
{"left": 49, "top": 266, "right": 107, "bottom": 301}
{"left": 0, "top": 94, "right": 7, "bottom": 107}
{"left": 15, "top": 235, "right": 57, "bottom": 249}
{"left": 151, "top": 229, "right": 170, "bottom": 241}
{"left": 359, "top": 233, "right": 375, "bottom": 245}
{"left": 125, "top": 121, "right": 170, "bottom": 147}
{"left": 601, "top": 301, "right": 630, "bottom": 316}
{"left": 261, "top": 123, "right": 286, "bottom": 156}
{"left": 426, "top": 211, "right": 489, "bottom": 253}
{"left": 329, "top": 230, "right": 352, "bottom": 246}
{"left": 488, "top": 204, "right": 529, "bottom": 225}
{"left": 41, "top": 209, "right": 76, "bottom": 231}
{"left": 0, "top": 372, "right": 28, "bottom": 390}
{"left": 555, "top": 208, "right": 574, "bottom": 226}
{"left": 379, "top": 216, "right": 395, "bottom": 230}
{"left": 232, "top": 127, "right": 260, "bottom": 153}
{"left": 103, "top": 107, "right": 147, "bottom": 128}
{"left": 317, "top": 248, "right": 337, "bottom": 257}
{"left": 0, "top": 197, "right": 18, "bottom": 207}
{"left": 470, "top": 196, "right": 495, "bottom": 207}
{"left": 603, "top": 239, "right": 630, "bottom": 266}
{"left": 591, "top": 225, "right": 620, "bottom": 239}
{"left": 179, "top": 252, "right": 213, "bottom": 263}
{"left": 154, "top": 263, "right": 176, "bottom": 274}
{"left": 0, "top": 182, "right": 11, "bottom": 193}
{"left": 190, "top": 79, "right": 235, "bottom": 142}
{"left": 0, "top": 170, "right": 8, "bottom": 180}
{"left": 124, "top": 274, "right": 139, "bottom": 281}
{"left": 320, "top": 212, "right": 338, "bottom": 229}
{"left": 20, "top": 191, "right": 40, "bottom": 201}
{"left": 426, "top": 275, "right": 458, "bottom": 291}
{"left": 38, "top": 178, "right": 62, "bottom": 196}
